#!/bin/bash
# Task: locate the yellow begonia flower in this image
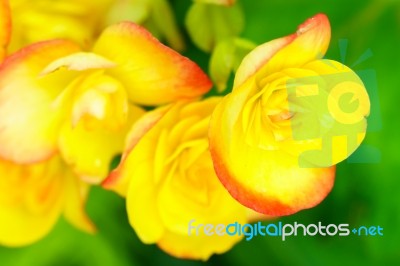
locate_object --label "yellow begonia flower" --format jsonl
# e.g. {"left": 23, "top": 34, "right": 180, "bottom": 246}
{"left": 0, "top": 0, "right": 11, "bottom": 61}
{"left": 103, "top": 98, "right": 261, "bottom": 260}
{"left": 0, "top": 155, "right": 94, "bottom": 246}
{"left": 0, "top": 22, "right": 211, "bottom": 246}
{"left": 209, "top": 14, "right": 370, "bottom": 216}
{"left": 0, "top": 22, "right": 211, "bottom": 182}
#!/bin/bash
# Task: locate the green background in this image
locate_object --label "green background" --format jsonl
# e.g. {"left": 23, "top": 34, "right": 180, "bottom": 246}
{"left": 1, "top": 0, "right": 399, "bottom": 265}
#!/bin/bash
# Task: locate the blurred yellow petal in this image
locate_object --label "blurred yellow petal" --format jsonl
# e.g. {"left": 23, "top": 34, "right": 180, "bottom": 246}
{"left": 93, "top": 22, "right": 212, "bottom": 105}
{"left": 59, "top": 104, "right": 145, "bottom": 184}
{"left": 0, "top": 0, "right": 11, "bottom": 61}
{"left": 63, "top": 169, "right": 96, "bottom": 233}
{"left": 8, "top": 0, "right": 112, "bottom": 52}
{"left": 234, "top": 13, "right": 331, "bottom": 88}
{"left": 0, "top": 157, "right": 64, "bottom": 246}
{"left": 0, "top": 155, "right": 96, "bottom": 246}
{"left": 0, "top": 40, "right": 80, "bottom": 163}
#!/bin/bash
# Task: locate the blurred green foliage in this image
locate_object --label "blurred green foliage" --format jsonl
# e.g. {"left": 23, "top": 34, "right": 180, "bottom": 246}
{"left": 1, "top": 0, "right": 399, "bottom": 265}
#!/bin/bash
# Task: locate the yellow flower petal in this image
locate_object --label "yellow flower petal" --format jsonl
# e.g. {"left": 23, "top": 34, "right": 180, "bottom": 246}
{"left": 0, "top": 40, "right": 81, "bottom": 163}
{"left": 103, "top": 104, "right": 171, "bottom": 196}
{"left": 0, "top": 157, "right": 64, "bottom": 246}
{"left": 59, "top": 104, "right": 145, "bottom": 184}
{"left": 157, "top": 141, "right": 246, "bottom": 234}
{"left": 0, "top": 155, "right": 96, "bottom": 246}
{"left": 103, "top": 106, "right": 172, "bottom": 242}
{"left": 92, "top": 22, "right": 212, "bottom": 105}
{"left": 63, "top": 169, "right": 96, "bottom": 233}
{"left": 127, "top": 171, "right": 165, "bottom": 243}
{"left": 234, "top": 13, "right": 330, "bottom": 88}
{"left": 124, "top": 111, "right": 170, "bottom": 242}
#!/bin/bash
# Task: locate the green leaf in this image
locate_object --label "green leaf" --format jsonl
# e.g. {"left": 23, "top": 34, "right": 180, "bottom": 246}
{"left": 151, "top": 0, "right": 186, "bottom": 51}
{"left": 104, "top": 0, "right": 151, "bottom": 26}
{"left": 185, "top": 2, "right": 244, "bottom": 52}
{"left": 209, "top": 38, "right": 256, "bottom": 92}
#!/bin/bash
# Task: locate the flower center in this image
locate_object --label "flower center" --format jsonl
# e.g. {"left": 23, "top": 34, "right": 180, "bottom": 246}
{"left": 242, "top": 73, "right": 294, "bottom": 150}
{"left": 67, "top": 71, "right": 129, "bottom": 131}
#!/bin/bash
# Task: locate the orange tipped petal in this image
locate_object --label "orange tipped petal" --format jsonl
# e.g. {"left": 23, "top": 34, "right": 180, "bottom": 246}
{"left": 197, "top": 0, "right": 236, "bottom": 6}
{"left": 211, "top": 142, "right": 335, "bottom": 216}
{"left": 234, "top": 14, "right": 331, "bottom": 89}
{"left": 0, "top": 0, "right": 11, "bottom": 61}
{"left": 209, "top": 95, "right": 336, "bottom": 216}
{"left": 93, "top": 22, "right": 212, "bottom": 106}
{"left": 0, "top": 40, "right": 80, "bottom": 163}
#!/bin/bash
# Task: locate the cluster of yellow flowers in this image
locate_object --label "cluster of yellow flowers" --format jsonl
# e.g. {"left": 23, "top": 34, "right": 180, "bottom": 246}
{"left": 0, "top": 0, "right": 369, "bottom": 261}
